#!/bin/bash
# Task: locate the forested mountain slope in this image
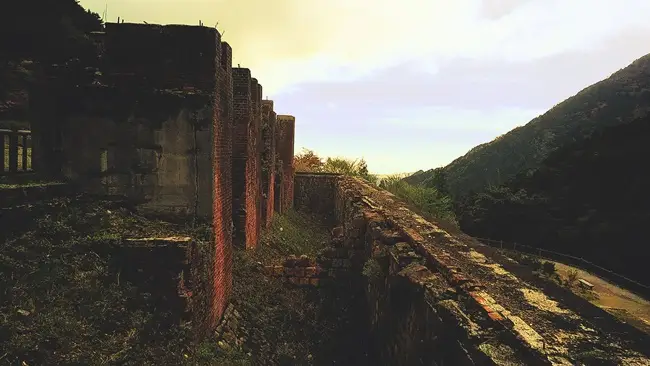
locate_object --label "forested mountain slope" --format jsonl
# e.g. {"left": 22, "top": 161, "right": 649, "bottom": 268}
{"left": 410, "top": 53, "right": 650, "bottom": 198}
{"left": 457, "top": 114, "right": 650, "bottom": 286}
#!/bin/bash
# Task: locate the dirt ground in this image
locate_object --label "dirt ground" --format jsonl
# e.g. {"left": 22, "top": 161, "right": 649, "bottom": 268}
{"left": 552, "top": 261, "right": 650, "bottom": 335}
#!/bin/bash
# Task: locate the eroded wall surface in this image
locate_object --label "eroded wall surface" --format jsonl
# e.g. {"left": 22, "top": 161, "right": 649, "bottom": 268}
{"left": 293, "top": 172, "right": 339, "bottom": 226}
{"left": 30, "top": 22, "right": 234, "bottom": 335}
{"left": 211, "top": 41, "right": 234, "bottom": 328}
{"left": 246, "top": 78, "right": 261, "bottom": 250}
{"left": 232, "top": 68, "right": 254, "bottom": 249}
{"left": 260, "top": 100, "right": 276, "bottom": 228}
{"left": 294, "top": 174, "right": 650, "bottom": 366}
{"left": 275, "top": 115, "right": 295, "bottom": 214}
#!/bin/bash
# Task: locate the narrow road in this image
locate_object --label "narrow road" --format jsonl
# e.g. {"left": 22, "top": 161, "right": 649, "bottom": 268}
{"left": 552, "top": 261, "right": 650, "bottom": 334}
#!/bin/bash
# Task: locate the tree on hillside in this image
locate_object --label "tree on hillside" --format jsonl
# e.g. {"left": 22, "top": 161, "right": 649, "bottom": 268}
{"left": 293, "top": 149, "right": 375, "bottom": 182}
{"left": 412, "top": 52, "right": 650, "bottom": 200}
{"left": 456, "top": 115, "right": 650, "bottom": 285}
{"left": 422, "top": 167, "right": 449, "bottom": 196}
{"left": 380, "top": 175, "right": 457, "bottom": 226}
{"left": 294, "top": 148, "right": 324, "bottom": 172}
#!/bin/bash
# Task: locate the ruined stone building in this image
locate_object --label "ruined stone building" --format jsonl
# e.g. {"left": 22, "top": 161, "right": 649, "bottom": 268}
{"left": 28, "top": 22, "right": 294, "bottom": 332}
{"left": 16, "top": 22, "right": 650, "bottom": 366}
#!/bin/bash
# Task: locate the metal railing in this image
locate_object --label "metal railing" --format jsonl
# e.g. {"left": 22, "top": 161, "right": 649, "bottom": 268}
{"left": 0, "top": 129, "right": 32, "bottom": 175}
{"left": 473, "top": 236, "right": 650, "bottom": 297}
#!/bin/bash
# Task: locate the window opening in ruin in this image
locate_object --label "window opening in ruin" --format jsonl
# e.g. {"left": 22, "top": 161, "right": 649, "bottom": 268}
{"left": 2, "top": 134, "right": 7, "bottom": 172}
{"left": 100, "top": 149, "right": 108, "bottom": 173}
{"left": 16, "top": 136, "right": 24, "bottom": 171}
{"left": 25, "top": 134, "right": 32, "bottom": 171}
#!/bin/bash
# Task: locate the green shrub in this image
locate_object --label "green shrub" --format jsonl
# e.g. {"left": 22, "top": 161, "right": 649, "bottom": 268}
{"left": 379, "top": 175, "right": 457, "bottom": 225}
{"left": 542, "top": 261, "right": 557, "bottom": 275}
{"left": 362, "top": 258, "right": 383, "bottom": 280}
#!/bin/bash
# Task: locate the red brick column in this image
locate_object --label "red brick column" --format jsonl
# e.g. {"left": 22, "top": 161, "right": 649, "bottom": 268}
{"left": 232, "top": 68, "right": 252, "bottom": 249}
{"left": 261, "top": 100, "right": 276, "bottom": 228}
{"left": 255, "top": 84, "right": 263, "bottom": 236}
{"left": 244, "top": 78, "right": 262, "bottom": 250}
{"left": 276, "top": 115, "right": 296, "bottom": 213}
{"left": 211, "top": 41, "right": 233, "bottom": 327}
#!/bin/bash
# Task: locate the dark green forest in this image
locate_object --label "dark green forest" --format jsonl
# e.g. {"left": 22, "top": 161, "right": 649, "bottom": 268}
{"left": 404, "top": 53, "right": 650, "bottom": 288}
{"left": 456, "top": 115, "right": 650, "bottom": 286}
{"left": 410, "top": 52, "right": 650, "bottom": 198}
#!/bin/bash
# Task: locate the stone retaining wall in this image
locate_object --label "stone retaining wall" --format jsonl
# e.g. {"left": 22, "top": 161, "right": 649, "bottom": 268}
{"left": 294, "top": 174, "right": 650, "bottom": 365}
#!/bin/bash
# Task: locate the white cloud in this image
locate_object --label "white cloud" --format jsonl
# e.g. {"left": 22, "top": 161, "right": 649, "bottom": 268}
{"left": 81, "top": 0, "right": 650, "bottom": 94}
{"left": 378, "top": 106, "right": 543, "bottom": 133}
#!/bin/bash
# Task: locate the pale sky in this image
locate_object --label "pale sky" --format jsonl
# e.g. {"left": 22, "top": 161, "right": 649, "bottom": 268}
{"left": 80, "top": 0, "right": 650, "bottom": 174}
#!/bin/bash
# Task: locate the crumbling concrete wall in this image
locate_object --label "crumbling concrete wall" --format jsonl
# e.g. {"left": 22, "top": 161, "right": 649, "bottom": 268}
{"left": 102, "top": 23, "right": 219, "bottom": 90}
{"left": 260, "top": 100, "right": 276, "bottom": 228}
{"left": 31, "top": 84, "right": 214, "bottom": 217}
{"left": 294, "top": 175, "right": 650, "bottom": 365}
{"left": 275, "top": 115, "right": 295, "bottom": 214}
{"left": 29, "top": 22, "right": 234, "bottom": 336}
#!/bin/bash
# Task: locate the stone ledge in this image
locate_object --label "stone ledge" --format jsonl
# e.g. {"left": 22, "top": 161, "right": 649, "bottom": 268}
{"left": 338, "top": 176, "right": 650, "bottom": 365}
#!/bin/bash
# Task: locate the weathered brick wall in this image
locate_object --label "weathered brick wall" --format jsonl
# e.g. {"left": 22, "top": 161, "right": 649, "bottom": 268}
{"left": 209, "top": 41, "right": 233, "bottom": 330}
{"left": 275, "top": 115, "right": 295, "bottom": 213}
{"left": 293, "top": 172, "right": 340, "bottom": 225}
{"left": 231, "top": 68, "right": 253, "bottom": 249}
{"left": 244, "top": 78, "right": 261, "bottom": 249}
{"left": 263, "top": 255, "right": 323, "bottom": 286}
{"left": 294, "top": 175, "right": 650, "bottom": 365}
{"left": 256, "top": 84, "right": 263, "bottom": 238}
{"left": 260, "top": 100, "right": 276, "bottom": 228}
{"left": 242, "top": 78, "right": 260, "bottom": 250}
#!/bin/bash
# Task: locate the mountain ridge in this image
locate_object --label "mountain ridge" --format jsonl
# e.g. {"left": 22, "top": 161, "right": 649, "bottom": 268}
{"left": 409, "top": 52, "right": 650, "bottom": 198}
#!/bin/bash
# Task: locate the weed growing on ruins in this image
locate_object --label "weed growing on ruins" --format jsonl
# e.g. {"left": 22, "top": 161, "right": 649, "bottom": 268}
{"left": 225, "top": 210, "right": 373, "bottom": 365}
{"left": 362, "top": 258, "right": 383, "bottom": 281}
{"left": 0, "top": 175, "right": 65, "bottom": 189}
{"left": 0, "top": 196, "right": 196, "bottom": 365}
{"left": 566, "top": 269, "right": 579, "bottom": 287}
{"left": 379, "top": 175, "right": 457, "bottom": 225}
{"left": 201, "top": 210, "right": 375, "bottom": 365}
{"left": 293, "top": 148, "right": 377, "bottom": 183}
{"left": 257, "top": 209, "right": 330, "bottom": 261}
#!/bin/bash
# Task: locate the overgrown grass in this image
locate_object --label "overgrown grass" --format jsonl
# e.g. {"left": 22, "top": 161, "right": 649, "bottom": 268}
{"left": 1, "top": 198, "right": 367, "bottom": 365}
{"left": 0, "top": 171, "right": 63, "bottom": 190}
{"left": 214, "top": 210, "right": 373, "bottom": 365}
{"left": 379, "top": 175, "right": 457, "bottom": 225}
{"left": 0, "top": 180, "right": 65, "bottom": 189}
{"left": 257, "top": 209, "right": 331, "bottom": 262}
{"left": 0, "top": 196, "right": 195, "bottom": 365}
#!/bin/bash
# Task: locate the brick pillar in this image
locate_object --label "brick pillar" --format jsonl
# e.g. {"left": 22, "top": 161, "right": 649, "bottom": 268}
{"left": 261, "top": 100, "right": 276, "bottom": 228}
{"left": 243, "top": 77, "right": 262, "bottom": 249}
{"left": 276, "top": 115, "right": 296, "bottom": 213}
{"left": 210, "top": 40, "right": 233, "bottom": 328}
{"left": 254, "top": 83, "right": 263, "bottom": 240}
{"left": 232, "top": 68, "right": 257, "bottom": 250}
